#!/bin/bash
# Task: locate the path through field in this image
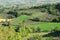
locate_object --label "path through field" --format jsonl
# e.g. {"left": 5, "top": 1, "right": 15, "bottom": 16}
{"left": 0, "top": 19, "right": 13, "bottom": 22}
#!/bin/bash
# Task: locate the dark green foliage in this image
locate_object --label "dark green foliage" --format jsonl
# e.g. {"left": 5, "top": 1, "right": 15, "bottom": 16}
{"left": 32, "top": 27, "right": 41, "bottom": 33}
{"left": 27, "top": 35, "right": 42, "bottom": 40}
{"left": 21, "top": 12, "right": 32, "bottom": 16}
{"left": 46, "top": 37, "right": 53, "bottom": 40}
{"left": 14, "top": 24, "right": 21, "bottom": 32}
{"left": 15, "top": 25, "right": 20, "bottom": 32}
{"left": 52, "top": 17, "right": 60, "bottom": 22}
{"left": 7, "top": 11, "right": 18, "bottom": 17}
{"left": 7, "top": 15, "right": 15, "bottom": 19}
{"left": 30, "top": 18, "right": 40, "bottom": 22}
{"left": 47, "top": 4, "right": 60, "bottom": 16}
{"left": 30, "top": 3, "right": 60, "bottom": 16}
{"left": 46, "top": 7, "right": 52, "bottom": 14}
{"left": 2, "top": 21, "right": 10, "bottom": 26}
{"left": 52, "top": 27, "right": 60, "bottom": 32}
{"left": 55, "top": 3, "right": 60, "bottom": 11}
{"left": 0, "top": 3, "right": 60, "bottom": 40}
{"left": 36, "top": 27, "right": 41, "bottom": 32}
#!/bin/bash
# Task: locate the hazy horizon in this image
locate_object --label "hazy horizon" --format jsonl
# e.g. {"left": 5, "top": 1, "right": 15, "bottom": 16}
{"left": 0, "top": 0, "right": 60, "bottom": 8}
{"left": 0, "top": 0, "right": 60, "bottom": 5}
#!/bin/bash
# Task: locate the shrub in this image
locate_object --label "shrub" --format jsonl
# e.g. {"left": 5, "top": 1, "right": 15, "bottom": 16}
{"left": 55, "top": 3, "right": 60, "bottom": 11}
{"left": 51, "top": 27, "right": 59, "bottom": 32}
{"left": 7, "top": 15, "right": 15, "bottom": 19}
{"left": 46, "top": 37, "right": 53, "bottom": 40}
{"left": 30, "top": 18, "right": 40, "bottom": 22}
{"left": 32, "top": 27, "right": 41, "bottom": 33}
{"left": 52, "top": 17, "right": 60, "bottom": 22}
{"left": 27, "top": 35, "right": 42, "bottom": 40}
{"left": 2, "top": 21, "right": 10, "bottom": 26}
{"left": 7, "top": 11, "right": 18, "bottom": 18}
{"left": 21, "top": 12, "right": 32, "bottom": 16}
{"left": 18, "top": 23, "right": 33, "bottom": 37}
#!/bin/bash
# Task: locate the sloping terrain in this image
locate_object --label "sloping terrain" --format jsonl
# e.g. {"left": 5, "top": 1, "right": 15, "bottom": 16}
{"left": 0, "top": 2, "right": 60, "bottom": 40}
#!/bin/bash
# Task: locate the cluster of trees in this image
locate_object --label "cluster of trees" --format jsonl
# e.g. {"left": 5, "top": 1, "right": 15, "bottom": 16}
{"left": 0, "top": 20, "right": 60, "bottom": 40}
{"left": 29, "top": 3, "right": 60, "bottom": 22}
{"left": 20, "top": 12, "right": 32, "bottom": 16}
{"left": 0, "top": 3, "right": 60, "bottom": 22}
{"left": 0, "top": 22, "right": 30, "bottom": 40}
{"left": 30, "top": 3, "right": 60, "bottom": 15}
{"left": 52, "top": 17, "right": 60, "bottom": 22}
{"left": 7, "top": 11, "right": 19, "bottom": 18}
{"left": 0, "top": 17, "right": 59, "bottom": 39}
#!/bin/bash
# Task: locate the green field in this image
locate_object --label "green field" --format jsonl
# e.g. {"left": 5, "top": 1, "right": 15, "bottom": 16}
{"left": 29, "top": 22, "right": 60, "bottom": 31}
{"left": 11, "top": 15, "right": 30, "bottom": 24}
{"left": 0, "top": 3, "right": 60, "bottom": 40}
{"left": 11, "top": 14, "right": 60, "bottom": 31}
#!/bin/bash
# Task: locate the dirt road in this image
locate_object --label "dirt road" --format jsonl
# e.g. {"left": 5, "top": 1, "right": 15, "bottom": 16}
{"left": 0, "top": 19, "right": 13, "bottom": 22}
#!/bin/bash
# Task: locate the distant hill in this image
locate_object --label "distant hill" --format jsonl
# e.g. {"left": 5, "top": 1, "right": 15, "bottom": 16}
{"left": 0, "top": 0, "right": 60, "bottom": 8}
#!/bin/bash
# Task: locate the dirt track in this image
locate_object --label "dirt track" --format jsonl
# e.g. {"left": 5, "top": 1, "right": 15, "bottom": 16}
{"left": 0, "top": 19, "right": 13, "bottom": 22}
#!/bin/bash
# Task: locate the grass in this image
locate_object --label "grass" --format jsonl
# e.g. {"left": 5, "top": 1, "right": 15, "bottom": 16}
{"left": 10, "top": 13, "right": 60, "bottom": 31}
{"left": 10, "top": 9, "right": 60, "bottom": 31}
{"left": 18, "top": 9, "right": 56, "bottom": 21}
{"left": 11, "top": 15, "right": 30, "bottom": 25}
{"left": 28, "top": 22, "right": 60, "bottom": 31}
{"left": 0, "top": 14, "right": 8, "bottom": 18}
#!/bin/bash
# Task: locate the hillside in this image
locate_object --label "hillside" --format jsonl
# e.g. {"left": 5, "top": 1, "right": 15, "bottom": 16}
{"left": 0, "top": 3, "right": 60, "bottom": 40}
{"left": 0, "top": 3, "right": 60, "bottom": 22}
{"left": 10, "top": 3, "right": 60, "bottom": 24}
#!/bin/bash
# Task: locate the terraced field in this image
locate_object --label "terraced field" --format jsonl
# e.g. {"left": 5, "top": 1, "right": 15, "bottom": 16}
{"left": 10, "top": 14, "right": 60, "bottom": 31}
{"left": 29, "top": 22, "right": 60, "bottom": 31}
{"left": 11, "top": 15, "right": 30, "bottom": 24}
{"left": 10, "top": 15, "right": 60, "bottom": 32}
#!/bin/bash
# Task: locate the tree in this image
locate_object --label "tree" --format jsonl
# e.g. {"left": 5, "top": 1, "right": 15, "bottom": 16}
{"left": 55, "top": 3, "right": 60, "bottom": 11}
{"left": 18, "top": 23, "right": 32, "bottom": 37}
{"left": 2, "top": 21, "right": 10, "bottom": 26}
{"left": 46, "top": 36, "right": 53, "bottom": 40}
{"left": 52, "top": 17, "right": 60, "bottom": 22}
{"left": 7, "top": 11, "right": 18, "bottom": 18}
{"left": 7, "top": 15, "right": 15, "bottom": 19}
{"left": 30, "top": 18, "right": 40, "bottom": 22}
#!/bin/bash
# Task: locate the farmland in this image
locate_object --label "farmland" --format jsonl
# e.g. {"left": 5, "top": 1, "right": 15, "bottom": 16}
{"left": 0, "top": 3, "right": 60, "bottom": 40}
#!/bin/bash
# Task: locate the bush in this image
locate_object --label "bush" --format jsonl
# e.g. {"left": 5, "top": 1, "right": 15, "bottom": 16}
{"left": 46, "top": 37, "right": 53, "bottom": 40}
{"left": 30, "top": 18, "right": 40, "bottom": 22}
{"left": 32, "top": 27, "right": 41, "bottom": 33}
{"left": 27, "top": 35, "right": 42, "bottom": 40}
{"left": 7, "top": 15, "right": 15, "bottom": 19}
{"left": 14, "top": 24, "right": 21, "bottom": 32}
{"left": 18, "top": 23, "right": 33, "bottom": 37}
{"left": 2, "top": 21, "right": 10, "bottom": 26}
{"left": 7, "top": 11, "right": 19, "bottom": 18}
{"left": 55, "top": 3, "right": 60, "bottom": 11}
{"left": 51, "top": 27, "right": 59, "bottom": 32}
{"left": 52, "top": 17, "right": 60, "bottom": 22}
{"left": 21, "top": 12, "right": 32, "bottom": 16}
